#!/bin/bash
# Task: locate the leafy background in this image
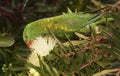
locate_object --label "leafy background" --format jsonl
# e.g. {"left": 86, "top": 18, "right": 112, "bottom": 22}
{"left": 0, "top": 0, "right": 120, "bottom": 76}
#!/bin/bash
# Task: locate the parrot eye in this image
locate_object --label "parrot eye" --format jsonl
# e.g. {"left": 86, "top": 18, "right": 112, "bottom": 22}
{"left": 25, "top": 35, "right": 28, "bottom": 38}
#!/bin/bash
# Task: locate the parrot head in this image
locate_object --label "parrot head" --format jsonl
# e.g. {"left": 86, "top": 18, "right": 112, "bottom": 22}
{"left": 23, "top": 21, "right": 57, "bottom": 56}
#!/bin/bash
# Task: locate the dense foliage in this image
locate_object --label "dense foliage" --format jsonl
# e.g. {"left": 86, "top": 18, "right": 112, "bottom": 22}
{"left": 0, "top": 0, "right": 120, "bottom": 76}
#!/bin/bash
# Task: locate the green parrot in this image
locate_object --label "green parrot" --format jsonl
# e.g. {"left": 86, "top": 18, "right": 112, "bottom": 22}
{"left": 23, "top": 13, "right": 103, "bottom": 48}
{"left": 23, "top": 12, "right": 114, "bottom": 58}
{"left": 23, "top": 12, "right": 113, "bottom": 76}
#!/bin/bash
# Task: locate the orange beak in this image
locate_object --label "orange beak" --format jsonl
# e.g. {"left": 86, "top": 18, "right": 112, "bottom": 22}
{"left": 26, "top": 40, "right": 34, "bottom": 48}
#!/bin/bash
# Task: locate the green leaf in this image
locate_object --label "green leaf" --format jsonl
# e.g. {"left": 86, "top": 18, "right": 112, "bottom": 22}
{"left": 96, "top": 61, "right": 111, "bottom": 68}
{"left": 63, "top": 40, "right": 88, "bottom": 47}
{"left": 75, "top": 32, "right": 89, "bottom": 40}
{"left": 93, "top": 69, "right": 119, "bottom": 76}
{"left": 64, "top": 57, "right": 70, "bottom": 64}
{"left": 0, "top": 36, "right": 15, "bottom": 47}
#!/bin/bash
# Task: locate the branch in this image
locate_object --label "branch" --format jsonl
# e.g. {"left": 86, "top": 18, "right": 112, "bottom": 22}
{"left": 79, "top": 60, "right": 94, "bottom": 70}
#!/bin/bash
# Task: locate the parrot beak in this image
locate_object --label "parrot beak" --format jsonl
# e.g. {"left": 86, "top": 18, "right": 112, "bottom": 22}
{"left": 26, "top": 40, "right": 34, "bottom": 48}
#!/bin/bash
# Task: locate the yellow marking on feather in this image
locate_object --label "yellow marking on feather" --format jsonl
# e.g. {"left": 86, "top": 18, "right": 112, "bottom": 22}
{"left": 60, "top": 26, "right": 64, "bottom": 30}
{"left": 55, "top": 25, "right": 72, "bottom": 32}
{"left": 54, "top": 25, "right": 58, "bottom": 30}
{"left": 68, "top": 29, "right": 72, "bottom": 31}
{"left": 47, "top": 23, "right": 52, "bottom": 28}
{"left": 64, "top": 26, "right": 69, "bottom": 31}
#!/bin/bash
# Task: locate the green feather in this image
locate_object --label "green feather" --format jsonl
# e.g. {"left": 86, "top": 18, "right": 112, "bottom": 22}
{"left": 23, "top": 13, "right": 103, "bottom": 43}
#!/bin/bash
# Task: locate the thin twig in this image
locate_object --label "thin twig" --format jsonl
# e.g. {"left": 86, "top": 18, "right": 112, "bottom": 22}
{"left": 112, "top": 0, "right": 120, "bottom": 8}
{"left": 116, "top": 69, "right": 120, "bottom": 76}
{"left": 79, "top": 60, "right": 94, "bottom": 70}
{"left": 47, "top": 26, "right": 67, "bottom": 53}
{"left": 22, "top": 0, "right": 29, "bottom": 11}
{"left": 86, "top": 0, "right": 120, "bottom": 14}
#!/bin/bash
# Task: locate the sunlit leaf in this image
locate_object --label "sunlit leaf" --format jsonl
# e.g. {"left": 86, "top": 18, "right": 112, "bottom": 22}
{"left": 93, "top": 69, "right": 119, "bottom": 76}
{"left": 0, "top": 36, "right": 14, "bottom": 47}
